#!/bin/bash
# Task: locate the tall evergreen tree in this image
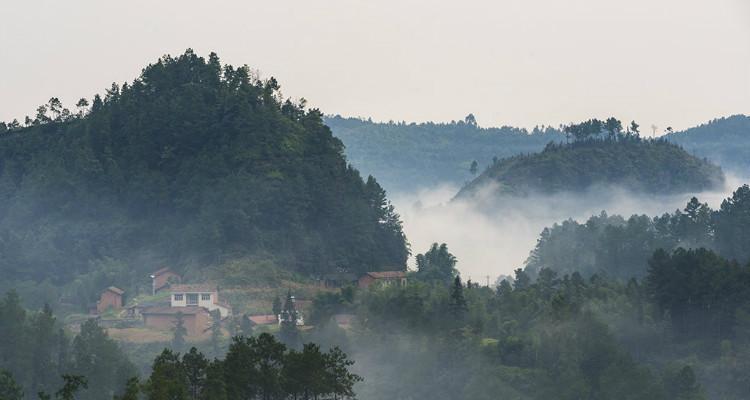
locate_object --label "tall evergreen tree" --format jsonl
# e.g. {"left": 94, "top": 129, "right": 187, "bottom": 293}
{"left": 172, "top": 312, "right": 187, "bottom": 351}
{"left": 279, "top": 291, "right": 300, "bottom": 348}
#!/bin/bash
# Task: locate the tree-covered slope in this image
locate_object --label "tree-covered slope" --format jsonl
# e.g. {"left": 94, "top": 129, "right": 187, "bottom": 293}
{"left": 523, "top": 185, "right": 750, "bottom": 280}
{"left": 457, "top": 136, "right": 725, "bottom": 199}
{"left": 324, "top": 115, "right": 564, "bottom": 192}
{"left": 665, "top": 114, "right": 750, "bottom": 173}
{"left": 0, "top": 50, "right": 408, "bottom": 306}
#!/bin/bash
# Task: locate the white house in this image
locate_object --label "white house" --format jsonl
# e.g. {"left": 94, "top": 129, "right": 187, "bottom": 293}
{"left": 169, "top": 284, "right": 231, "bottom": 318}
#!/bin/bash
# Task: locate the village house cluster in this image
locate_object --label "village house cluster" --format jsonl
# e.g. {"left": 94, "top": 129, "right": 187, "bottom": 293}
{"left": 93, "top": 267, "right": 231, "bottom": 335}
{"left": 93, "top": 267, "right": 407, "bottom": 335}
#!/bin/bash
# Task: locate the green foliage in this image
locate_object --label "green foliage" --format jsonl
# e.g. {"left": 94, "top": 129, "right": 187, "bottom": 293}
{"left": 0, "top": 292, "right": 133, "bottom": 399}
{"left": 665, "top": 114, "right": 750, "bottom": 173}
{"left": 0, "top": 50, "right": 408, "bottom": 308}
{"left": 414, "top": 243, "right": 458, "bottom": 285}
{"left": 0, "top": 370, "right": 24, "bottom": 400}
{"left": 71, "top": 320, "right": 136, "bottom": 400}
{"left": 144, "top": 349, "right": 189, "bottom": 400}
{"left": 525, "top": 185, "right": 750, "bottom": 279}
{"left": 208, "top": 310, "right": 223, "bottom": 357}
{"left": 172, "top": 312, "right": 188, "bottom": 352}
{"left": 646, "top": 248, "right": 750, "bottom": 341}
{"left": 54, "top": 375, "right": 87, "bottom": 400}
{"left": 278, "top": 291, "right": 299, "bottom": 348}
{"left": 324, "top": 115, "right": 564, "bottom": 192}
{"left": 220, "top": 333, "right": 360, "bottom": 399}
{"left": 113, "top": 377, "right": 140, "bottom": 400}
{"left": 347, "top": 266, "right": 718, "bottom": 399}
{"left": 458, "top": 134, "right": 724, "bottom": 198}
{"left": 309, "top": 289, "right": 354, "bottom": 326}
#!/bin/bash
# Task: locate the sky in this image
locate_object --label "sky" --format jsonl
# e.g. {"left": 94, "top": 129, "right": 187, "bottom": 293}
{"left": 1, "top": 0, "right": 749, "bottom": 132}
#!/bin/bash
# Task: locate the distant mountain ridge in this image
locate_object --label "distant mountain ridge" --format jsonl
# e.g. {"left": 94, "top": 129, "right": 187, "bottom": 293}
{"left": 664, "top": 114, "right": 750, "bottom": 173}
{"left": 327, "top": 115, "right": 747, "bottom": 194}
{"left": 325, "top": 115, "right": 564, "bottom": 193}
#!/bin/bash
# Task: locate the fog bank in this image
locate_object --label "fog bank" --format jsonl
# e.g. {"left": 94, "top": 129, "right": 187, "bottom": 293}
{"left": 392, "top": 175, "right": 747, "bottom": 283}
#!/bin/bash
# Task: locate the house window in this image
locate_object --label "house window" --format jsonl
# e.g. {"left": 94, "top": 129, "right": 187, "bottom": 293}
{"left": 201, "top": 293, "right": 211, "bottom": 301}
{"left": 186, "top": 293, "right": 199, "bottom": 305}
{"left": 174, "top": 294, "right": 184, "bottom": 301}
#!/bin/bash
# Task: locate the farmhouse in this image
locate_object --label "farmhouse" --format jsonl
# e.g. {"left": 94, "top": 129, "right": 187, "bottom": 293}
{"left": 358, "top": 271, "right": 407, "bottom": 289}
{"left": 96, "top": 286, "right": 124, "bottom": 314}
{"left": 169, "top": 284, "right": 231, "bottom": 318}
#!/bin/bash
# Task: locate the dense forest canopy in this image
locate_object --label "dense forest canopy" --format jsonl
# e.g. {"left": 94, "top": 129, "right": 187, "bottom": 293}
{"left": 0, "top": 50, "right": 408, "bottom": 308}
{"left": 524, "top": 184, "right": 750, "bottom": 280}
{"left": 457, "top": 119, "right": 724, "bottom": 199}
{"left": 665, "top": 115, "right": 750, "bottom": 173}
{"left": 326, "top": 115, "right": 747, "bottom": 195}
{"left": 301, "top": 242, "right": 750, "bottom": 400}
{"left": 324, "top": 115, "right": 564, "bottom": 192}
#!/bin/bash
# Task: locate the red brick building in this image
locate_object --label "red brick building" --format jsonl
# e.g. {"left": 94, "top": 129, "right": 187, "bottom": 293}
{"left": 141, "top": 306, "right": 210, "bottom": 336}
{"left": 358, "top": 271, "right": 407, "bottom": 289}
{"left": 150, "top": 267, "right": 181, "bottom": 295}
{"left": 96, "top": 286, "right": 124, "bottom": 314}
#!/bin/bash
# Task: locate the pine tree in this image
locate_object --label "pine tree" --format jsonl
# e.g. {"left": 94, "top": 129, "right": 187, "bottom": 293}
{"left": 182, "top": 348, "right": 207, "bottom": 400}
{"left": 279, "top": 290, "right": 300, "bottom": 348}
{"left": 55, "top": 375, "right": 88, "bottom": 400}
{"left": 272, "top": 295, "right": 282, "bottom": 318}
{"left": 113, "top": 377, "right": 140, "bottom": 400}
{"left": 449, "top": 276, "right": 467, "bottom": 321}
{"left": 208, "top": 310, "right": 222, "bottom": 357}
{"left": 172, "top": 312, "right": 187, "bottom": 351}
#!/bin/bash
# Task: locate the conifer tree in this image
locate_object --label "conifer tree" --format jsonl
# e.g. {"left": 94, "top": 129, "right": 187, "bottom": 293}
{"left": 279, "top": 290, "right": 300, "bottom": 348}
{"left": 172, "top": 312, "right": 187, "bottom": 351}
{"left": 449, "top": 276, "right": 467, "bottom": 321}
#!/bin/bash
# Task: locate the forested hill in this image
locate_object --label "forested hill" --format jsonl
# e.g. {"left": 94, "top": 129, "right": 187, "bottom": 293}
{"left": 665, "top": 114, "right": 750, "bottom": 173}
{"left": 456, "top": 125, "right": 725, "bottom": 199}
{"left": 524, "top": 185, "right": 750, "bottom": 280}
{"left": 324, "top": 115, "right": 564, "bottom": 192}
{"left": 0, "top": 50, "right": 408, "bottom": 307}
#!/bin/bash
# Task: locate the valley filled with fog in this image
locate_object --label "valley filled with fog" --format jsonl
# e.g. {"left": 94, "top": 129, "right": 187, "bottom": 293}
{"left": 393, "top": 173, "right": 749, "bottom": 282}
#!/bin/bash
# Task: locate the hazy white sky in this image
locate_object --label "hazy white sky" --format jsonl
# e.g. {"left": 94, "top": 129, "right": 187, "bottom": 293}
{"left": 1, "top": 0, "right": 748, "bottom": 131}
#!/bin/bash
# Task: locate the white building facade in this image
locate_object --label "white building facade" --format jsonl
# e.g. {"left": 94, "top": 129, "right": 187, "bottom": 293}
{"left": 169, "top": 284, "right": 231, "bottom": 318}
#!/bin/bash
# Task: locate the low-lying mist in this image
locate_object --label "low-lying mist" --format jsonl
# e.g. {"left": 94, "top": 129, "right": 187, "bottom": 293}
{"left": 392, "top": 174, "right": 748, "bottom": 282}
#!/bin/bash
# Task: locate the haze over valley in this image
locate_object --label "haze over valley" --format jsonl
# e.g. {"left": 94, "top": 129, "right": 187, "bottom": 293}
{"left": 1, "top": 1, "right": 749, "bottom": 399}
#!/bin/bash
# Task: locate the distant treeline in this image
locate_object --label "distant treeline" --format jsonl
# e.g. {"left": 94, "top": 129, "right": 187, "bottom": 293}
{"left": 0, "top": 50, "right": 408, "bottom": 309}
{"left": 666, "top": 115, "right": 750, "bottom": 173}
{"left": 457, "top": 133, "right": 724, "bottom": 198}
{"left": 324, "top": 114, "right": 563, "bottom": 192}
{"left": 525, "top": 184, "right": 750, "bottom": 279}
{"left": 0, "top": 292, "right": 135, "bottom": 399}
{"left": 326, "top": 114, "right": 747, "bottom": 194}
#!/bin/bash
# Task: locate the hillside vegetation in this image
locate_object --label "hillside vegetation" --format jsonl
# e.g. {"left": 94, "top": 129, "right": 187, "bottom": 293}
{"left": 0, "top": 50, "right": 408, "bottom": 308}
{"left": 457, "top": 122, "right": 724, "bottom": 199}
{"left": 325, "top": 115, "right": 563, "bottom": 192}
{"left": 524, "top": 184, "right": 750, "bottom": 279}
{"left": 665, "top": 114, "right": 750, "bottom": 173}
